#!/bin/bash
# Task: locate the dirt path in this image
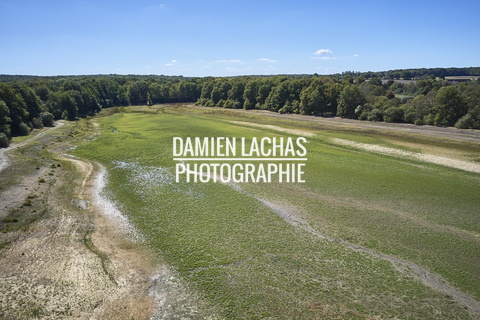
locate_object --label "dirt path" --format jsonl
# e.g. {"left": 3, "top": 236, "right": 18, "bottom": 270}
{"left": 0, "top": 122, "right": 65, "bottom": 173}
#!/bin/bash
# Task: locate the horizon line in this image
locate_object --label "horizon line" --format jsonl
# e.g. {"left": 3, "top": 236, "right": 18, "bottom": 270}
{"left": 2, "top": 66, "right": 479, "bottom": 79}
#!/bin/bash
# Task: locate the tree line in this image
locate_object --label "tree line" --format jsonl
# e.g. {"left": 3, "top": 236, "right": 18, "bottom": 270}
{"left": 0, "top": 76, "right": 202, "bottom": 147}
{"left": 196, "top": 75, "right": 480, "bottom": 127}
{"left": 3, "top": 67, "right": 478, "bottom": 83}
{"left": 1, "top": 68, "right": 479, "bottom": 147}
{"left": 337, "top": 66, "right": 480, "bottom": 80}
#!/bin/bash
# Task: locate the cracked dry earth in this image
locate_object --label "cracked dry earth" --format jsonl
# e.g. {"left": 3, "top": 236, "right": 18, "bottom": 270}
{"left": 0, "top": 125, "right": 157, "bottom": 319}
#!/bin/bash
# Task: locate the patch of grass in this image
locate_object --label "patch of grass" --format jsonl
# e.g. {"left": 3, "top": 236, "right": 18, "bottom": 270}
{"left": 0, "top": 208, "right": 47, "bottom": 235}
{"left": 0, "top": 241, "right": 10, "bottom": 250}
{"left": 22, "top": 200, "right": 32, "bottom": 206}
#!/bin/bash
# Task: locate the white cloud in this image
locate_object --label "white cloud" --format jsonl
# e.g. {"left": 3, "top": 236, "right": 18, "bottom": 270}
{"left": 216, "top": 59, "right": 243, "bottom": 63}
{"left": 257, "top": 58, "right": 278, "bottom": 63}
{"left": 165, "top": 63, "right": 174, "bottom": 66}
{"left": 171, "top": 59, "right": 177, "bottom": 63}
{"left": 353, "top": 54, "right": 359, "bottom": 57}
{"left": 311, "top": 56, "right": 337, "bottom": 60}
{"left": 314, "top": 49, "right": 333, "bottom": 55}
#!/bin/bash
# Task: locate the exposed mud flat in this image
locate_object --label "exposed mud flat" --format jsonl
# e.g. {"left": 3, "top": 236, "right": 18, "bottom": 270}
{"left": 230, "top": 120, "right": 316, "bottom": 137}
{"left": 90, "top": 163, "right": 143, "bottom": 241}
{"left": 95, "top": 161, "right": 219, "bottom": 319}
{"left": 332, "top": 137, "right": 480, "bottom": 173}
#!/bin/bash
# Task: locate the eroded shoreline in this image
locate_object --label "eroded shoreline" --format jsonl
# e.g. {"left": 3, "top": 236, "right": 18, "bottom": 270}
{"left": 0, "top": 123, "right": 157, "bottom": 319}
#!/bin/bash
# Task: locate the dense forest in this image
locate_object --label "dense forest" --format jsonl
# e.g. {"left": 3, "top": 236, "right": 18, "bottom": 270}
{"left": 1, "top": 67, "right": 479, "bottom": 147}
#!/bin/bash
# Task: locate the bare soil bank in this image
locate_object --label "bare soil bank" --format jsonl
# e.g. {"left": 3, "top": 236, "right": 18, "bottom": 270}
{"left": 0, "top": 123, "right": 156, "bottom": 319}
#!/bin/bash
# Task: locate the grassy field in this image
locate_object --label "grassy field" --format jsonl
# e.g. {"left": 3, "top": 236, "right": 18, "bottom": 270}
{"left": 73, "top": 104, "right": 480, "bottom": 319}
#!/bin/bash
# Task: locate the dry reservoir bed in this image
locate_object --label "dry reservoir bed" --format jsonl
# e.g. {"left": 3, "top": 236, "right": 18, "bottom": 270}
{"left": 1, "top": 105, "right": 480, "bottom": 319}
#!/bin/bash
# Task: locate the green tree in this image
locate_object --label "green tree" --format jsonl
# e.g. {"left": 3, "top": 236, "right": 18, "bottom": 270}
{"left": 199, "top": 80, "right": 214, "bottom": 103}
{"left": 17, "top": 122, "right": 30, "bottom": 135}
{"left": 171, "top": 81, "right": 200, "bottom": 102}
{"left": 15, "top": 84, "right": 42, "bottom": 121}
{"left": 127, "top": 80, "right": 149, "bottom": 105}
{"left": 384, "top": 107, "right": 404, "bottom": 122}
{"left": 0, "top": 83, "right": 29, "bottom": 136}
{"left": 0, "top": 132, "right": 8, "bottom": 148}
{"left": 41, "top": 112, "right": 55, "bottom": 127}
{"left": 62, "top": 79, "right": 82, "bottom": 92}
{"left": 299, "top": 78, "right": 326, "bottom": 115}
{"left": 385, "top": 90, "right": 395, "bottom": 99}
{"left": 287, "top": 79, "right": 307, "bottom": 104}
{"left": 0, "top": 100, "right": 11, "bottom": 138}
{"left": 210, "top": 80, "right": 230, "bottom": 105}
{"left": 407, "top": 90, "right": 437, "bottom": 123}
{"left": 68, "top": 90, "right": 86, "bottom": 116}
{"left": 148, "top": 83, "right": 164, "bottom": 104}
{"left": 210, "top": 87, "right": 222, "bottom": 104}
{"left": 337, "top": 85, "right": 366, "bottom": 118}
{"left": 324, "top": 81, "right": 342, "bottom": 114}
{"left": 256, "top": 84, "right": 272, "bottom": 107}
{"left": 93, "top": 77, "right": 124, "bottom": 106}
{"left": 264, "top": 82, "right": 290, "bottom": 112}
{"left": 415, "top": 80, "right": 433, "bottom": 95}
{"left": 384, "top": 80, "right": 395, "bottom": 89}
{"left": 367, "top": 109, "right": 384, "bottom": 121}
{"left": 401, "top": 71, "right": 412, "bottom": 80}
{"left": 433, "top": 86, "right": 466, "bottom": 126}
{"left": 35, "top": 85, "right": 50, "bottom": 102}
{"left": 227, "top": 81, "right": 245, "bottom": 105}
{"left": 243, "top": 80, "right": 259, "bottom": 110}
{"left": 354, "top": 76, "right": 365, "bottom": 85}
{"left": 368, "top": 77, "right": 383, "bottom": 87}
{"left": 58, "top": 92, "right": 78, "bottom": 120}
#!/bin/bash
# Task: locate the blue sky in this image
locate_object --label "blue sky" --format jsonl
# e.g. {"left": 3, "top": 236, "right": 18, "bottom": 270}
{"left": 1, "top": 0, "right": 479, "bottom": 76}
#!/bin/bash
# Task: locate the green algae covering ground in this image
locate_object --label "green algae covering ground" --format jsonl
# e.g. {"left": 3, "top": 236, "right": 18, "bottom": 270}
{"left": 73, "top": 105, "right": 480, "bottom": 319}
